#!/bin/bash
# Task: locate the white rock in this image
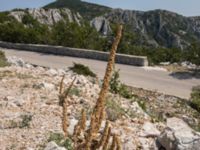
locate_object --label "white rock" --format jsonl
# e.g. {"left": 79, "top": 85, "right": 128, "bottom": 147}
{"left": 44, "top": 141, "right": 66, "bottom": 150}
{"left": 158, "top": 117, "right": 200, "bottom": 150}
{"left": 140, "top": 122, "right": 160, "bottom": 137}
{"left": 40, "top": 82, "right": 55, "bottom": 90}
{"left": 67, "top": 118, "right": 78, "bottom": 136}
{"left": 7, "top": 56, "right": 26, "bottom": 67}
{"left": 47, "top": 69, "right": 58, "bottom": 76}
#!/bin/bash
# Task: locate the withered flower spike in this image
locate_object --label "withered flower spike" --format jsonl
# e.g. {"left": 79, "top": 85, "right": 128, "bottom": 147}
{"left": 102, "top": 127, "right": 111, "bottom": 150}
{"left": 85, "top": 25, "right": 123, "bottom": 150}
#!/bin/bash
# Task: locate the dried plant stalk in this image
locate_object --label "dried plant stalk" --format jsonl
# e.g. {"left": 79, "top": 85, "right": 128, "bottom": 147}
{"left": 73, "top": 109, "right": 86, "bottom": 137}
{"left": 110, "top": 134, "right": 116, "bottom": 150}
{"left": 85, "top": 25, "right": 123, "bottom": 150}
{"left": 59, "top": 75, "right": 65, "bottom": 94}
{"left": 116, "top": 135, "right": 122, "bottom": 150}
{"left": 73, "top": 109, "right": 86, "bottom": 149}
{"left": 97, "top": 121, "right": 110, "bottom": 149}
{"left": 102, "top": 127, "right": 111, "bottom": 150}
{"left": 60, "top": 77, "right": 76, "bottom": 138}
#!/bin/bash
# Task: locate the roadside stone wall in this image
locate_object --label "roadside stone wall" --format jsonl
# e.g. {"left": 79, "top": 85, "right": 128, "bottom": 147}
{"left": 0, "top": 41, "right": 148, "bottom": 66}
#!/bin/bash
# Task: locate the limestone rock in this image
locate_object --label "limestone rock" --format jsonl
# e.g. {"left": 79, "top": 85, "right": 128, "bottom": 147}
{"left": 158, "top": 117, "right": 200, "bottom": 150}
{"left": 9, "top": 8, "right": 82, "bottom": 26}
{"left": 90, "top": 16, "right": 112, "bottom": 35}
{"left": 140, "top": 122, "right": 160, "bottom": 138}
{"left": 44, "top": 141, "right": 66, "bottom": 150}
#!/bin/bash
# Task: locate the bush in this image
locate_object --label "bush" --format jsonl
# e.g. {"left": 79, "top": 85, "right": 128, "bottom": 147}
{"left": 110, "top": 70, "right": 133, "bottom": 99}
{"left": 48, "top": 133, "right": 73, "bottom": 150}
{"left": 0, "top": 50, "right": 8, "bottom": 67}
{"left": 184, "top": 42, "right": 200, "bottom": 65}
{"left": 190, "top": 86, "right": 200, "bottom": 112}
{"left": 106, "top": 98, "right": 125, "bottom": 121}
{"left": 70, "top": 63, "right": 96, "bottom": 77}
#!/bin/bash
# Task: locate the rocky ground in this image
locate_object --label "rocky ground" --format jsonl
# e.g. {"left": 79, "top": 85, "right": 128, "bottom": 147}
{"left": 0, "top": 57, "right": 200, "bottom": 150}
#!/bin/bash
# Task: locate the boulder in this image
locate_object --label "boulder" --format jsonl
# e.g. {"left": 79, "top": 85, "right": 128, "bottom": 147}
{"left": 7, "top": 56, "right": 26, "bottom": 67}
{"left": 44, "top": 141, "right": 66, "bottom": 150}
{"left": 90, "top": 16, "right": 112, "bottom": 35}
{"left": 140, "top": 122, "right": 160, "bottom": 138}
{"left": 158, "top": 117, "right": 200, "bottom": 150}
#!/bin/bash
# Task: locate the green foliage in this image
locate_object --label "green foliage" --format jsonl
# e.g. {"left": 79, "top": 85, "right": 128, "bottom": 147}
{"left": 0, "top": 12, "right": 15, "bottom": 23}
{"left": 110, "top": 70, "right": 133, "bottom": 99}
{"left": 190, "top": 86, "right": 200, "bottom": 112}
{"left": 44, "top": 0, "right": 111, "bottom": 19}
{"left": 137, "top": 100, "right": 147, "bottom": 112}
{"left": 69, "top": 87, "right": 81, "bottom": 96}
{"left": 19, "top": 115, "right": 32, "bottom": 128}
{"left": 70, "top": 63, "right": 96, "bottom": 77}
{"left": 51, "top": 21, "right": 107, "bottom": 50}
{"left": 48, "top": 133, "right": 73, "bottom": 150}
{"left": 106, "top": 98, "right": 126, "bottom": 121}
{"left": 0, "top": 50, "right": 8, "bottom": 67}
{"left": 149, "top": 48, "right": 182, "bottom": 64}
{"left": 184, "top": 42, "right": 200, "bottom": 65}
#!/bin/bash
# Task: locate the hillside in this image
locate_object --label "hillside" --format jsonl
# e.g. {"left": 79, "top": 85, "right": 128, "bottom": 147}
{"left": 92, "top": 9, "right": 200, "bottom": 50}
{"left": 44, "top": 0, "right": 111, "bottom": 19}
{"left": 0, "top": 55, "right": 200, "bottom": 149}
{"left": 0, "top": 0, "right": 200, "bottom": 64}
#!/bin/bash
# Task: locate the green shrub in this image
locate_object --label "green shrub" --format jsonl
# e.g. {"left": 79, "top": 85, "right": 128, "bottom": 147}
{"left": 48, "top": 133, "right": 73, "bottom": 150}
{"left": 190, "top": 86, "right": 200, "bottom": 112}
{"left": 0, "top": 50, "right": 8, "bottom": 67}
{"left": 106, "top": 98, "right": 126, "bottom": 121}
{"left": 19, "top": 114, "right": 32, "bottom": 128}
{"left": 69, "top": 87, "right": 81, "bottom": 96}
{"left": 110, "top": 70, "right": 133, "bottom": 99}
{"left": 70, "top": 63, "right": 96, "bottom": 77}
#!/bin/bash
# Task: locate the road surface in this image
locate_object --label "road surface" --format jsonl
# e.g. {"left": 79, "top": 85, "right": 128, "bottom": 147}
{"left": 2, "top": 48, "right": 200, "bottom": 99}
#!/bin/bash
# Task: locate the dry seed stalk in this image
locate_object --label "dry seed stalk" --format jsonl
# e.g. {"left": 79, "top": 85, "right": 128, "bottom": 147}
{"left": 116, "top": 135, "right": 122, "bottom": 150}
{"left": 102, "top": 127, "right": 111, "bottom": 150}
{"left": 85, "top": 25, "right": 123, "bottom": 150}
{"left": 97, "top": 121, "right": 110, "bottom": 149}
{"left": 59, "top": 75, "right": 65, "bottom": 94}
{"left": 110, "top": 134, "right": 116, "bottom": 150}
{"left": 73, "top": 109, "right": 86, "bottom": 139}
{"left": 60, "top": 77, "right": 76, "bottom": 138}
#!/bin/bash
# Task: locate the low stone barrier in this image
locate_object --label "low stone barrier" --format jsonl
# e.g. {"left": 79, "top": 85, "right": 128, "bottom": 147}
{"left": 0, "top": 41, "right": 148, "bottom": 66}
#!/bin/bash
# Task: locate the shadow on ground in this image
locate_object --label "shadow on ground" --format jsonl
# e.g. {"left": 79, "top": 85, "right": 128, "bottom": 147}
{"left": 170, "top": 69, "right": 200, "bottom": 80}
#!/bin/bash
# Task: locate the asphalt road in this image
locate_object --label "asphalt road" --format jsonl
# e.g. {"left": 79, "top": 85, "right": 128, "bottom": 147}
{"left": 2, "top": 48, "right": 200, "bottom": 99}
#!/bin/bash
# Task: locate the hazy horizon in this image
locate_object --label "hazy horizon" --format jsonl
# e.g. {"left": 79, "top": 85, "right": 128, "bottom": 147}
{"left": 0, "top": 0, "right": 200, "bottom": 17}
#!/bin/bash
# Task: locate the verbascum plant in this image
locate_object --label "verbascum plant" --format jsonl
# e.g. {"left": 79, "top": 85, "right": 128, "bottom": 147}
{"left": 73, "top": 109, "right": 86, "bottom": 148}
{"left": 102, "top": 127, "right": 111, "bottom": 150}
{"left": 110, "top": 135, "right": 116, "bottom": 150}
{"left": 85, "top": 25, "right": 123, "bottom": 150}
{"left": 96, "top": 121, "right": 110, "bottom": 149}
{"left": 59, "top": 76, "right": 76, "bottom": 138}
{"left": 115, "top": 135, "right": 122, "bottom": 150}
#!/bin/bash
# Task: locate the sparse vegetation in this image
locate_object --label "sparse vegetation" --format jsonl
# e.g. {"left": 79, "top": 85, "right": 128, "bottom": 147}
{"left": 69, "top": 87, "right": 81, "bottom": 96}
{"left": 56, "top": 25, "right": 123, "bottom": 150}
{"left": 70, "top": 63, "right": 96, "bottom": 77}
{"left": 0, "top": 50, "right": 8, "bottom": 67}
{"left": 110, "top": 70, "right": 133, "bottom": 99}
{"left": 190, "top": 86, "right": 200, "bottom": 112}
{"left": 106, "top": 98, "right": 125, "bottom": 121}
{"left": 19, "top": 114, "right": 32, "bottom": 128}
{"left": 48, "top": 132, "right": 73, "bottom": 150}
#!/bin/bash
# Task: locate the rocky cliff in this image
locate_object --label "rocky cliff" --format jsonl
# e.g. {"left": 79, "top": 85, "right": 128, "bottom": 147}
{"left": 1, "top": 56, "right": 200, "bottom": 149}
{"left": 9, "top": 8, "right": 82, "bottom": 25}
{"left": 91, "top": 9, "right": 200, "bottom": 49}
{"left": 2, "top": 0, "right": 200, "bottom": 50}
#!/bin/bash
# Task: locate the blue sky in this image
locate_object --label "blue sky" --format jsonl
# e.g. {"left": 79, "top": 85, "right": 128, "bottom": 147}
{"left": 0, "top": 0, "right": 200, "bottom": 16}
